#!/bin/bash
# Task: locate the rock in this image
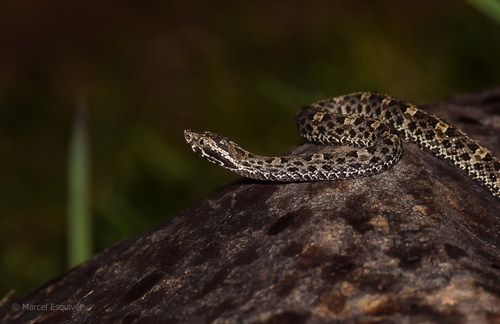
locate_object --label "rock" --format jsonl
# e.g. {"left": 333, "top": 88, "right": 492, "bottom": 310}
{"left": 2, "top": 88, "right": 500, "bottom": 323}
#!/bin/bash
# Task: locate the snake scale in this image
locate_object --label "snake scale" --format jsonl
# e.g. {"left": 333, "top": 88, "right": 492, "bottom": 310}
{"left": 184, "top": 92, "right": 500, "bottom": 199}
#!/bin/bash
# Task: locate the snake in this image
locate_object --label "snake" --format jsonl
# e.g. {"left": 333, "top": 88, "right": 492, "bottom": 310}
{"left": 184, "top": 92, "right": 500, "bottom": 199}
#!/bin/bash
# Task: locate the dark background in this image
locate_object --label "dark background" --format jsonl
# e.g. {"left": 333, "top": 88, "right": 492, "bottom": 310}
{"left": 1, "top": 0, "right": 500, "bottom": 297}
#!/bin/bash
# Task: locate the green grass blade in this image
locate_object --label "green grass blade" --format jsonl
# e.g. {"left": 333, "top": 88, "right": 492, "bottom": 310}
{"left": 463, "top": 0, "right": 500, "bottom": 25}
{"left": 67, "top": 98, "right": 92, "bottom": 267}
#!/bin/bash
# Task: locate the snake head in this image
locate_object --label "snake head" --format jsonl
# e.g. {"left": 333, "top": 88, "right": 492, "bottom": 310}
{"left": 184, "top": 130, "right": 242, "bottom": 169}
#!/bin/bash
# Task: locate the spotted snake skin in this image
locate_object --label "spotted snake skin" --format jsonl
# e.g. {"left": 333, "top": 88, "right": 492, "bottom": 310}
{"left": 184, "top": 92, "right": 500, "bottom": 199}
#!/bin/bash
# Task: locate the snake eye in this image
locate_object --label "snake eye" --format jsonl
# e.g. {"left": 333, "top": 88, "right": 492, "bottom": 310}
{"left": 199, "top": 139, "right": 205, "bottom": 145}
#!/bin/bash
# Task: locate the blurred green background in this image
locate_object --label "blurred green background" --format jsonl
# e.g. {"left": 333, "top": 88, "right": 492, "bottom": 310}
{"left": 1, "top": 0, "right": 500, "bottom": 298}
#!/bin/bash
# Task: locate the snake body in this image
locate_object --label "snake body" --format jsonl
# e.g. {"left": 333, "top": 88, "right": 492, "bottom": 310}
{"left": 184, "top": 92, "right": 500, "bottom": 199}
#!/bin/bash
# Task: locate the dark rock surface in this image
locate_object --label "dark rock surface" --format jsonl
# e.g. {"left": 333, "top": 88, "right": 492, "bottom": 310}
{"left": 2, "top": 88, "right": 500, "bottom": 324}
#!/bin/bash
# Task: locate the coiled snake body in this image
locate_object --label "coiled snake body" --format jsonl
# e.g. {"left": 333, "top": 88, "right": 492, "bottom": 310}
{"left": 184, "top": 92, "right": 500, "bottom": 199}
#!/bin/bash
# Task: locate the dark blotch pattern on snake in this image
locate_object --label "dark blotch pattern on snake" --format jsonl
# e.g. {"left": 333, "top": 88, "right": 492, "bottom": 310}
{"left": 184, "top": 92, "right": 500, "bottom": 199}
